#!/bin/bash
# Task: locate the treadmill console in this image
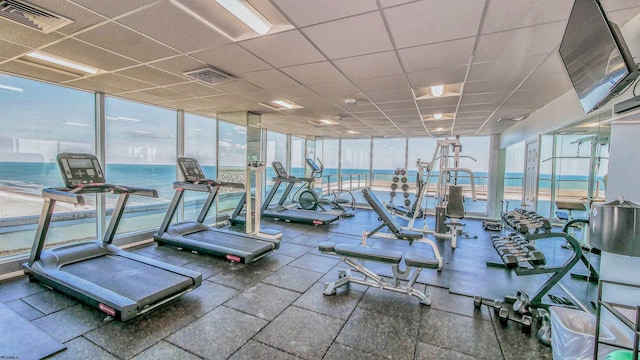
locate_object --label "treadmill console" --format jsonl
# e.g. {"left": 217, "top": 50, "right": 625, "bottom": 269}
{"left": 305, "top": 158, "right": 321, "bottom": 172}
{"left": 272, "top": 161, "right": 290, "bottom": 178}
{"left": 178, "top": 157, "right": 206, "bottom": 182}
{"left": 57, "top": 153, "right": 106, "bottom": 188}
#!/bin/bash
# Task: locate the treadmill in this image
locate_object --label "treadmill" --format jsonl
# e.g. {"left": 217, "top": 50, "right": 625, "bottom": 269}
{"left": 23, "top": 153, "right": 202, "bottom": 321}
{"left": 258, "top": 161, "right": 338, "bottom": 225}
{"left": 154, "top": 157, "right": 280, "bottom": 263}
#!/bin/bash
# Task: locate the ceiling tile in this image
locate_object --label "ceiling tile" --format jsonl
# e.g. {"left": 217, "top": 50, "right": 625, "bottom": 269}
{"left": 70, "top": 0, "right": 160, "bottom": 18}
{"left": 191, "top": 44, "right": 271, "bottom": 76}
{"left": 93, "top": 73, "right": 154, "bottom": 92}
{"left": 167, "top": 82, "right": 223, "bottom": 97}
{"left": 407, "top": 65, "right": 467, "bottom": 88}
{"left": 307, "top": 82, "right": 361, "bottom": 102}
{"left": 213, "top": 80, "right": 261, "bottom": 94}
{"left": 75, "top": 22, "right": 179, "bottom": 63}
{"left": 468, "top": 55, "right": 545, "bottom": 82}
{"left": 241, "top": 69, "right": 299, "bottom": 90}
{"left": 0, "top": 39, "right": 32, "bottom": 59}
{"left": 272, "top": 0, "right": 378, "bottom": 27}
{"left": 280, "top": 62, "right": 347, "bottom": 85}
{"left": 141, "top": 87, "right": 192, "bottom": 101}
{"left": 67, "top": 77, "right": 128, "bottom": 94}
{"left": 384, "top": 0, "right": 485, "bottom": 48}
{"left": 398, "top": 37, "right": 474, "bottom": 72}
{"left": 474, "top": 22, "right": 567, "bottom": 62}
{"left": 334, "top": 51, "right": 403, "bottom": 80}
{"left": 118, "top": 1, "right": 229, "bottom": 53}
{"left": 463, "top": 78, "right": 522, "bottom": 93}
{"left": 461, "top": 92, "right": 510, "bottom": 105}
{"left": 116, "top": 65, "right": 187, "bottom": 86}
{"left": 117, "top": 91, "right": 169, "bottom": 105}
{"left": 354, "top": 73, "right": 407, "bottom": 92}
{"left": 43, "top": 38, "right": 138, "bottom": 71}
{"left": 481, "top": 0, "right": 573, "bottom": 34}
{"left": 302, "top": 12, "right": 393, "bottom": 59}
{"left": 365, "top": 87, "right": 414, "bottom": 103}
{"left": 150, "top": 56, "right": 207, "bottom": 76}
{"left": 241, "top": 30, "right": 326, "bottom": 67}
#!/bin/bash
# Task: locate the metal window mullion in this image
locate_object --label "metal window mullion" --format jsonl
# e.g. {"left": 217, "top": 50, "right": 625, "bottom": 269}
{"left": 95, "top": 93, "right": 106, "bottom": 240}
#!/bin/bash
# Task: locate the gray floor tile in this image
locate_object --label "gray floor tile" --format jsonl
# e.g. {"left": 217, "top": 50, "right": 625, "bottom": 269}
{"left": 418, "top": 308, "right": 502, "bottom": 359}
{"left": 180, "top": 258, "right": 229, "bottom": 279}
{"left": 22, "top": 289, "right": 77, "bottom": 315}
{"left": 336, "top": 307, "right": 419, "bottom": 360}
{"left": 430, "top": 286, "right": 491, "bottom": 320}
{"left": 357, "top": 285, "right": 426, "bottom": 321}
{"left": 5, "top": 299, "right": 45, "bottom": 321}
{"left": 33, "top": 304, "right": 105, "bottom": 342}
{"left": 415, "top": 341, "right": 481, "bottom": 360}
{"left": 276, "top": 242, "right": 314, "bottom": 258}
{"left": 255, "top": 306, "right": 344, "bottom": 360}
{"left": 208, "top": 265, "right": 273, "bottom": 290}
{"left": 0, "top": 277, "right": 46, "bottom": 303}
{"left": 288, "top": 253, "right": 340, "bottom": 273}
{"left": 293, "top": 282, "right": 363, "bottom": 320}
{"left": 249, "top": 253, "right": 296, "bottom": 272}
{"left": 494, "top": 313, "right": 553, "bottom": 360}
{"left": 83, "top": 301, "right": 196, "bottom": 359}
{"left": 224, "top": 283, "right": 299, "bottom": 320}
{"left": 319, "top": 265, "right": 369, "bottom": 293}
{"left": 131, "top": 341, "right": 203, "bottom": 360}
{"left": 228, "top": 340, "right": 299, "bottom": 360}
{"left": 323, "top": 342, "right": 390, "bottom": 360}
{"left": 48, "top": 337, "right": 118, "bottom": 360}
{"left": 175, "top": 280, "right": 239, "bottom": 318}
{"left": 262, "top": 265, "right": 324, "bottom": 293}
{"left": 288, "top": 234, "right": 326, "bottom": 247}
{"left": 167, "top": 306, "right": 267, "bottom": 360}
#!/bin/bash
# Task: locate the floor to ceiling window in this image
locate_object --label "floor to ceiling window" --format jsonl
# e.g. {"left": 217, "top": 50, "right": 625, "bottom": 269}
{"left": 183, "top": 113, "right": 217, "bottom": 222}
{"left": 0, "top": 74, "right": 96, "bottom": 260}
{"left": 290, "top": 136, "right": 305, "bottom": 178}
{"left": 265, "top": 131, "right": 287, "bottom": 195}
{"left": 217, "top": 120, "right": 246, "bottom": 214}
{"left": 105, "top": 97, "right": 176, "bottom": 236}
{"left": 317, "top": 139, "right": 339, "bottom": 195}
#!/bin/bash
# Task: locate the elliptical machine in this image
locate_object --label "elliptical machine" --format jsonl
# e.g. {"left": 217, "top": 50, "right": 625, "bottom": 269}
{"left": 293, "top": 158, "right": 356, "bottom": 217}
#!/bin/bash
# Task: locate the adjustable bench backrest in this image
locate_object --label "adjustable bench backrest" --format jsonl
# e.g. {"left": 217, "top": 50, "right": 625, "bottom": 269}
{"left": 362, "top": 187, "right": 402, "bottom": 236}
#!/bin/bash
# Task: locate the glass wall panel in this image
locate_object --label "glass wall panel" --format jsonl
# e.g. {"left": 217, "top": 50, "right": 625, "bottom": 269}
{"left": 290, "top": 136, "right": 305, "bottom": 178}
{"left": 105, "top": 97, "right": 176, "bottom": 235}
{"left": 340, "top": 139, "right": 370, "bottom": 195}
{"left": 317, "top": 139, "right": 339, "bottom": 195}
{"left": 0, "top": 74, "right": 95, "bottom": 259}
{"left": 407, "top": 137, "right": 440, "bottom": 211}
{"left": 537, "top": 135, "right": 553, "bottom": 217}
{"left": 265, "top": 131, "right": 286, "bottom": 194}
{"left": 217, "top": 120, "right": 246, "bottom": 215}
{"left": 184, "top": 113, "right": 217, "bottom": 222}
{"left": 371, "top": 137, "right": 406, "bottom": 190}
{"left": 504, "top": 140, "right": 525, "bottom": 209}
{"left": 459, "top": 136, "right": 490, "bottom": 214}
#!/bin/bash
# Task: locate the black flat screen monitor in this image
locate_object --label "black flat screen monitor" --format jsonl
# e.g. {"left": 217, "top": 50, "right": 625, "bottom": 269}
{"left": 559, "top": 0, "right": 639, "bottom": 114}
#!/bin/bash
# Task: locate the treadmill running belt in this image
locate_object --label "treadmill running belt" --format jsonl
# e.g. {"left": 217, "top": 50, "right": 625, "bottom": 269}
{"left": 62, "top": 255, "right": 193, "bottom": 307}
{"left": 183, "top": 230, "right": 274, "bottom": 255}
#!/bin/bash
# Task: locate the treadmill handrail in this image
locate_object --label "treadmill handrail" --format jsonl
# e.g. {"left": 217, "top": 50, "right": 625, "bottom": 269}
{"left": 65, "top": 183, "right": 158, "bottom": 198}
{"left": 42, "top": 188, "right": 85, "bottom": 206}
{"left": 173, "top": 181, "right": 218, "bottom": 193}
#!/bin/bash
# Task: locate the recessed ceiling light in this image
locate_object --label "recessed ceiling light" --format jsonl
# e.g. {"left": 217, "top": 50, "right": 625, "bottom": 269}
{"left": 430, "top": 84, "right": 445, "bottom": 97}
{"left": 273, "top": 100, "right": 295, "bottom": 109}
{"left": 25, "top": 51, "right": 99, "bottom": 75}
{"left": 435, "top": 127, "right": 444, "bottom": 132}
{"left": 216, "top": 0, "right": 273, "bottom": 35}
{"left": 433, "top": 113, "right": 444, "bottom": 120}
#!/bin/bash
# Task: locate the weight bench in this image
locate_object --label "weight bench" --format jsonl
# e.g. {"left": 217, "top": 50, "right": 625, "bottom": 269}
{"left": 318, "top": 241, "right": 439, "bottom": 305}
{"left": 361, "top": 187, "right": 443, "bottom": 270}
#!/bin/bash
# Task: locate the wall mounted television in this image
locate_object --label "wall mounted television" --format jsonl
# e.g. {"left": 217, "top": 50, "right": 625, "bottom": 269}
{"left": 559, "top": 0, "right": 639, "bottom": 114}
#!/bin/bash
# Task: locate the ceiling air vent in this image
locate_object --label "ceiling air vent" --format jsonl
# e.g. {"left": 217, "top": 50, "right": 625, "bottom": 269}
{"left": 184, "top": 66, "right": 235, "bottom": 85}
{"left": 0, "top": 0, "right": 73, "bottom": 33}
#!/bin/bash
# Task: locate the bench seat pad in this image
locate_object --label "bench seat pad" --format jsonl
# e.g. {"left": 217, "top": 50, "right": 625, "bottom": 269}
{"left": 334, "top": 244, "right": 403, "bottom": 264}
{"left": 404, "top": 253, "right": 439, "bottom": 269}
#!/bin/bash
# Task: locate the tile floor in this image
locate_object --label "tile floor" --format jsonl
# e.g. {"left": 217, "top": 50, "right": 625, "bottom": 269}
{"left": 0, "top": 209, "right": 599, "bottom": 359}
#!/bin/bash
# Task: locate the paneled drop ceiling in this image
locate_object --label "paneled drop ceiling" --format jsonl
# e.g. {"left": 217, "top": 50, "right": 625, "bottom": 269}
{"left": 0, "top": 0, "right": 639, "bottom": 138}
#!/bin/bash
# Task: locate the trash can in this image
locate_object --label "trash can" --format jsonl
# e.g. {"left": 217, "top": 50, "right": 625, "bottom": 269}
{"left": 550, "top": 306, "right": 616, "bottom": 360}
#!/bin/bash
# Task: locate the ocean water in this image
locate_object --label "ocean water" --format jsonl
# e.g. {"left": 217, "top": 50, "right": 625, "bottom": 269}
{"left": 0, "top": 162, "right": 601, "bottom": 198}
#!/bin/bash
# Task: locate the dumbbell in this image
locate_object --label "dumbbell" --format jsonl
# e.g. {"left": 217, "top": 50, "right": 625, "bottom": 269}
{"left": 498, "top": 248, "right": 546, "bottom": 266}
{"left": 512, "top": 290, "right": 531, "bottom": 315}
{"left": 473, "top": 295, "right": 502, "bottom": 315}
{"left": 498, "top": 307, "right": 533, "bottom": 333}
{"left": 401, "top": 183, "right": 409, "bottom": 192}
{"left": 536, "top": 309, "right": 551, "bottom": 346}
